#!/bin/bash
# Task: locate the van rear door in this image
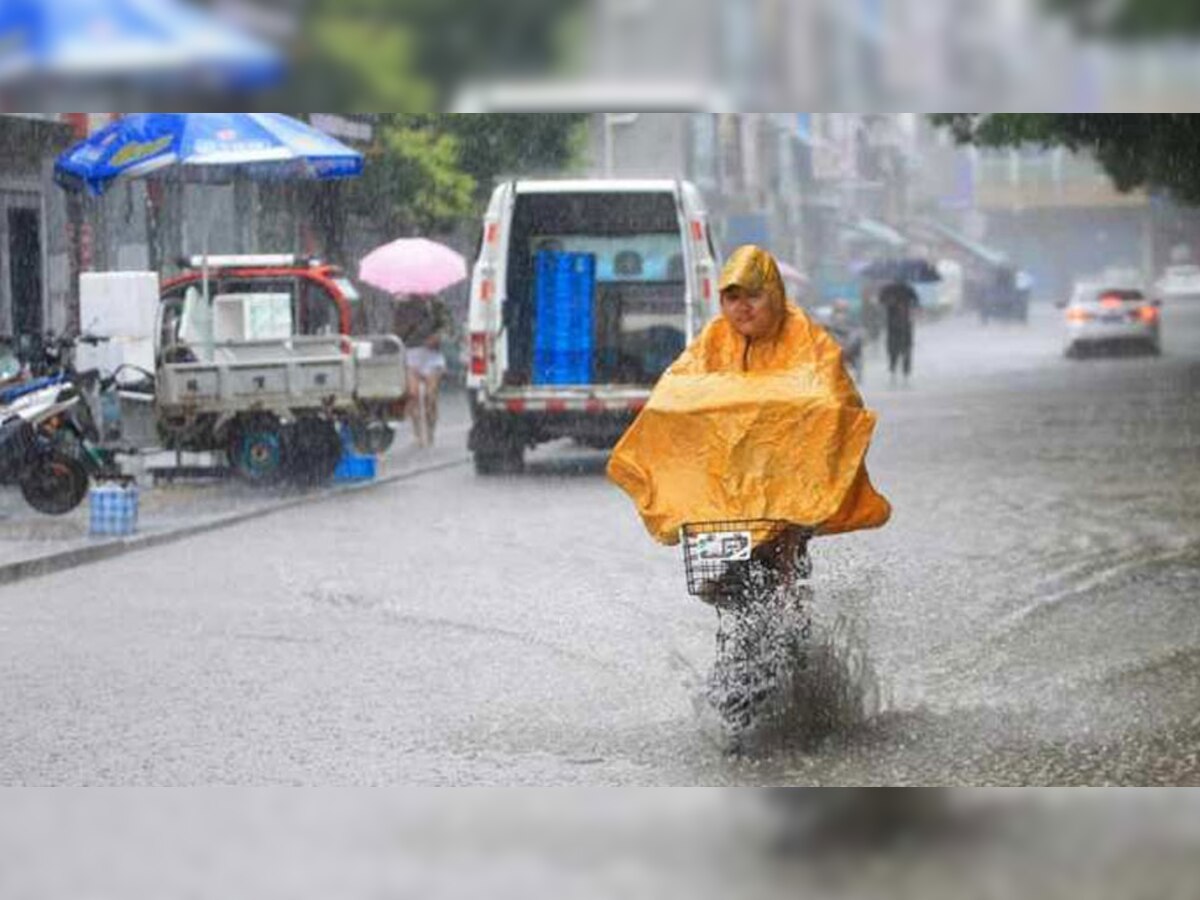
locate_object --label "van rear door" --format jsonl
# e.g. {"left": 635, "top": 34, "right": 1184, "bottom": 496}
{"left": 469, "top": 182, "right": 515, "bottom": 393}
{"left": 500, "top": 187, "right": 689, "bottom": 389}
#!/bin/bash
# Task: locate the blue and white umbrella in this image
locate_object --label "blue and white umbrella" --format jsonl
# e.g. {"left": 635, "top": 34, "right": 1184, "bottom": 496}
{"left": 55, "top": 114, "right": 365, "bottom": 360}
{"left": 0, "top": 0, "right": 282, "bottom": 89}
{"left": 54, "top": 112, "right": 364, "bottom": 196}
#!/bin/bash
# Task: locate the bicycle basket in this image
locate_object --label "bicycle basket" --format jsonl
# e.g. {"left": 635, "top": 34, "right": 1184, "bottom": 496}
{"left": 680, "top": 519, "right": 813, "bottom": 599}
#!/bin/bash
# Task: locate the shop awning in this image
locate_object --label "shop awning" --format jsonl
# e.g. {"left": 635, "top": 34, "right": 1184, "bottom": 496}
{"left": 913, "top": 219, "right": 1008, "bottom": 267}
{"left": 841, "top": 217, "right": 908, "bottom": 250}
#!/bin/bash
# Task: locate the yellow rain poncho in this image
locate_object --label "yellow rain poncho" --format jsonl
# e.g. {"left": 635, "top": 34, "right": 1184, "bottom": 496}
{"left": 607, "top": 245, "right": 891, "bottom": 545}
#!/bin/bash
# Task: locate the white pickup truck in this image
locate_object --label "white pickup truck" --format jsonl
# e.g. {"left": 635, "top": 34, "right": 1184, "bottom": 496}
{"left": 154, "top": 331, "right": 405, "bottom": 485}
{"left": 79, "top": 260, "right": 408, "bottom": 485}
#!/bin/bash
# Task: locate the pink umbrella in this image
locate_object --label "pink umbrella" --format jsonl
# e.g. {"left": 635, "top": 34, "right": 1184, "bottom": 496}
{"left": 358, "top": 237, "right": 468, "bottom": 295}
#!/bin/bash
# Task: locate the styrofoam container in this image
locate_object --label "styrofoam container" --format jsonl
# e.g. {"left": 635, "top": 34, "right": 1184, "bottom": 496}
{"left": 79, "top": 271, "right": 159, "bottom": 339}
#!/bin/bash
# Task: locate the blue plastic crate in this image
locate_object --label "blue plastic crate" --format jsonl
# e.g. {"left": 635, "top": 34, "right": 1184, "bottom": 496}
{"left": 332, "top": 420, "right": 377, "bottom": 482}
{"left": 533, "top": 348, "right": 593, "bottom": 385}
{"left": 89, "top": 481, "right": 139, "bottom": 536}
{"left": 334, "top": 454, "right": 376, "bottom": 482}
{"left": 533, "top": 251, "right": 596, "bottom": 385}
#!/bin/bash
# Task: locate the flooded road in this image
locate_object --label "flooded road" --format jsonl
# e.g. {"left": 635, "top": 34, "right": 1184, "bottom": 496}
{"left": 0, "top": 302, "right": 1198, "bottom": 785}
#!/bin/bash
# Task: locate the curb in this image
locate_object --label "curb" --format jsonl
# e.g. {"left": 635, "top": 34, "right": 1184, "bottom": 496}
{"left": 0, "top": 451, "right": 470, "bottom": 588}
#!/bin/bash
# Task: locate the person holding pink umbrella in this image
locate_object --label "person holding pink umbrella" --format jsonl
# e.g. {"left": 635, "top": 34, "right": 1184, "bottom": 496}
{"left": 392, "top": 293, "right": 454, "bottom": 447}
{"left": 358, "top": 238, "right": 468, "bottom": 448}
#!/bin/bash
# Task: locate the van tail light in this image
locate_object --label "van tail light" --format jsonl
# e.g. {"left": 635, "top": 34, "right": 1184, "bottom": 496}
{"left": 485, "top": 222, "right": 499, "bottom": 244}
{"left": 469, "top": 332, "right": 488, "bottom": 376}
{"left": 479, "top": 278, "right": 494, "bottom": 301}
{"left": 702, "top": 277, "right": 712, "bottom": 300}
{"left": 1066, "top": 307, "right": 1092, "bottom": 323}
{"left": 1138, "top": 305, "right": 1160, "bottom": 324}
{"left": 691, "top": 220, "right": 704, "bottom": 242}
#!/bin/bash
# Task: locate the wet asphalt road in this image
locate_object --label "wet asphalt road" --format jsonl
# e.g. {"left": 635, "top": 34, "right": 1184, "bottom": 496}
{"left": 0, "top": 301, "right": 1198, "bottom": 785}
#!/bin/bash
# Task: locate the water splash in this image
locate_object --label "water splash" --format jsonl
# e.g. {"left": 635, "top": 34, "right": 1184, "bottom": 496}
{"left": 703, "top": 579, "right": 882, "bottom": 755}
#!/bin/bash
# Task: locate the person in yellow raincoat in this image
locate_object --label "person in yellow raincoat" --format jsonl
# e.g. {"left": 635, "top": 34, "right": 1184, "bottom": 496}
{"left": 607, "top": 245, "right": 891, "bottom": 587}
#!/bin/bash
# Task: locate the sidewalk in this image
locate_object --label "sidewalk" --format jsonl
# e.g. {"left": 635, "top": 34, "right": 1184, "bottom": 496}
{"left": 0, "top": 391, "right": 471, "bottom": 585}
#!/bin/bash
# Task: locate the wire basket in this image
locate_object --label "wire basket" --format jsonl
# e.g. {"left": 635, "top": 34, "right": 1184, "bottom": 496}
{"left": 680, "top": 519, "right": 814, "bottom": 601}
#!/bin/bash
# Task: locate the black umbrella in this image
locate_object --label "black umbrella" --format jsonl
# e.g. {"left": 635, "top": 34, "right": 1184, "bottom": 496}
{"left": 858, "top": 258, "right": 942, "bottom": 284}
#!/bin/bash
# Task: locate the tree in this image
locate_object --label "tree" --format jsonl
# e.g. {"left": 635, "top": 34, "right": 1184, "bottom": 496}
{"left": 1044, "top": 0, "right": 1200, "bottom": 37}
{"left": 930, "top": 114, "right": 1200, "bottom": 204}
{"left": 289, "top": 0, "right": 585, "bottom": 110}
{"left": 440, "top": 114, "right": 588, "bottom": 201}
{"left": 344, "top": 117, "right": 474, "bottom": 236}
{"left": 344, "top": 114, "right": 587, "bottom": 235}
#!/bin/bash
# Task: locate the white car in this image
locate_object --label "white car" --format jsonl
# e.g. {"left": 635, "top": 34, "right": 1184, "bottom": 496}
{"left": 1155, "top": 264, "right": 1200, "bottom": 302}
{"left": 1063, "top": 284, "right": 1161, "bottom": 358}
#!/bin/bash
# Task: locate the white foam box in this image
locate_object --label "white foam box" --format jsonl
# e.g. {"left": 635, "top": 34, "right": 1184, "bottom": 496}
{"left": 74, "top": 337, "right": 155, "bottom": 380}
{"left": 213, "top": 293, "right": 293, "bottom": 342}
{"left": 79, "top": 271, "right": 160, "bottom": 340}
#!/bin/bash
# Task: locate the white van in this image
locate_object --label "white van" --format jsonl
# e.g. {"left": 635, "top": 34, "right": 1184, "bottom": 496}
{"left": 466, "top": 179, "right": 720, "bottom": 474}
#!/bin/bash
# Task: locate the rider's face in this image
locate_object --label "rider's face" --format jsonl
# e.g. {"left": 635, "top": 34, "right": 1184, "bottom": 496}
{"left": 721, "top": 286, "right": 776, "bottom": 339}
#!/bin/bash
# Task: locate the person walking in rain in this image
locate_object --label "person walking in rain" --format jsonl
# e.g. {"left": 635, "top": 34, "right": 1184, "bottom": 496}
{"left": 879, "top": 279, "right": 919, "bottom": 385}
{"left": 393, "top": 293, "right": 453, "bottom": 447}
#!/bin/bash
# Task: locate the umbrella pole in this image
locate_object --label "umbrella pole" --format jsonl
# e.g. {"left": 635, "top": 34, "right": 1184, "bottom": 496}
{"left": 202, "top": 190, "right": 214, "bottom": 362}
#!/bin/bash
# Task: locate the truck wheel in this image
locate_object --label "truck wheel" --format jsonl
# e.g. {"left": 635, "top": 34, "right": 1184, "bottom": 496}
{"left": 349, "top": 417, "right": 395, "bottom": 455}
{"left": 473, "top": 446, "right": 523, "bottom": 476}
{"left": 227, "top": 415, "right": 287, "bottom": 486}
{"left": 286, "top": 417, "right": 343, "bottom": 487}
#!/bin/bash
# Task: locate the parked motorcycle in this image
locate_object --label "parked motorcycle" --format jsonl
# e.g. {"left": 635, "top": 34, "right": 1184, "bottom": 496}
{"left": 0, "top": 334, "right": 124, "bottom": 514}
{"left": 0, "top": 382, "right": 91, "bottom": 514}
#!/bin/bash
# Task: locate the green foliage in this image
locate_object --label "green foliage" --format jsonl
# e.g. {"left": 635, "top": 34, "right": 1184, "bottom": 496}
{"left": 291, "top": 0, "right": 585, "bottom": 110}
{"left": 440, "top": 114, "right": 589, "bottom": 198}
{"left": 288, "top": 1, "right": 427, "bottom": 110}
{"left": 346, "top": 114, "right": 588, "bottom": 234}
{"left": 931, "top": 114, "right": 1200, "bottom": 204}
{"left": 1045, "top": 0, "right": 1200, "bottom": 37}
{"left": 285, "top": 1, "right": 590, "bottom": 231}
{"left": 389, "top": 0, "right": 588, "bottom": 104}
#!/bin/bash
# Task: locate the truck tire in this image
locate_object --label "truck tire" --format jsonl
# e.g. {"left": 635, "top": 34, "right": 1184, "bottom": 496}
{"left": 285, "top": 417, "right": 343, "bottom": 487}
{"left": 468, "top": 405, "right": 525, "bottom": 475}
{"left": 473, "top": 446, "right": 523, "bottom": 476}
{"left": 349, "top": 417, "right": 395, "bottom": 455}
{"left": 227, "top": 415, "right": 287, "bottom": 486}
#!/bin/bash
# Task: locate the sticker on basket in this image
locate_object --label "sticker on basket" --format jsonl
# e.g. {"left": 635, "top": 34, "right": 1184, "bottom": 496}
{"left": 688, "top": 531, "right": 752, "bottom": 562}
